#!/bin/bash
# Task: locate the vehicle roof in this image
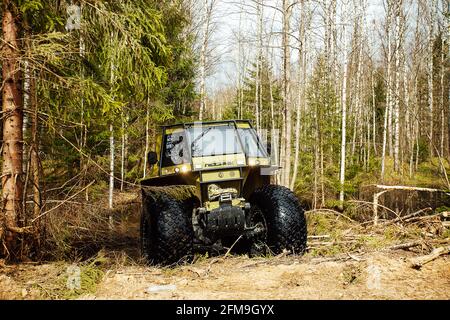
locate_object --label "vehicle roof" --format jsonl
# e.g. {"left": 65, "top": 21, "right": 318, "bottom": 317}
{"left": 161, "top": 119, "right": 252, "bottom": 129}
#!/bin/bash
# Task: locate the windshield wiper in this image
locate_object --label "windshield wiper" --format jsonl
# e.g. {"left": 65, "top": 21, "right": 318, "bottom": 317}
{"left": 191, "top": 127, "right": 212, "bottom": 152}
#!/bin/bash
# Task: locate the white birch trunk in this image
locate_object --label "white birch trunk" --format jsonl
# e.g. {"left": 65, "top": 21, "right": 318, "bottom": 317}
{"left": 291, "top": 1, "right": 306, "bottom": 190}
{"left": 282, "top": 0, "right": 293, "bottom": 188}
{"left": 255, "top": 1, "right": 263, "bottom": 132}
{"left": 381, "top": 1, "right": 392, "bottom": 179}
{"left": 237, "top": 1, "right": 243, "bottom": 119}
{"left": 199, "top": 0, "right": 211, "bottom": 120}
{"left": 427, "top": 0, "right": 436, "bottom": 157}
{"left": 120, "top": 116, "right": 125, "bottom": 191}
{"left": 371, "top": 69, "right": 377, "bottom": 155}
{"left": 381, "top": 97, "right": 389, "bottom": 180}
{"left": 393, "top": 1, "right": 402, "bottom": 172}
{"left": 386, "top": 2, "right": 393, "bottom": 158}
{"left": 143, "top": 102, "right": 150, "bottom": 177}
{"left": 440, "top": 2, "right": 446, "bottom": 159}
{"left": 339, "top": 24, "right": 348, "bottom": 206}
{"left": 109, "top": 123, "right": 114, "bottom": 210}
{"left": 109, "top": 32, "right": 115, "bottom": 211}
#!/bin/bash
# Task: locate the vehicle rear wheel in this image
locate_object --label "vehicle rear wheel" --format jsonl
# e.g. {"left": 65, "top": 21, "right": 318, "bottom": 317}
{"left": 140, "top": 193, "right": 194, "bottom": 265}
{"left": 248, "top": 185, "right": 307, "bottom": 255}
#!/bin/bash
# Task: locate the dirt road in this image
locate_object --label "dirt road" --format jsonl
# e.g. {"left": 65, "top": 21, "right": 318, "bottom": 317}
{"left": 1, "top": 250, "right": 448, "bottom": 300}
{"left": 90, "top": 251, "right": 450, "bottom": 300}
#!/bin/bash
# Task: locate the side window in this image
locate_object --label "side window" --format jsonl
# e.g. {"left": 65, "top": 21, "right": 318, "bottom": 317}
{"left": 161, "top": 131, "right": 189, "bottom": 167}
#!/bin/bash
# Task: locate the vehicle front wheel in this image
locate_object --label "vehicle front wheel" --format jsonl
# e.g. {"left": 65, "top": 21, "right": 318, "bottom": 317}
{"left": 140, "top": 193, "right": 194, "bottom": 265}
{"left": 248, "top": 185, "right": 307, "bottom": 255}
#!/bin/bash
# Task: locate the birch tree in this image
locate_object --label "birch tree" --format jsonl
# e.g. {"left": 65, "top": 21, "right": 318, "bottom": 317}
{"left": 255, "top": 0, "right": 263, "bottom": 132}
{"left": 339, "top": 15, "right": 349, "bottom": 207}
{"left": 281, "top": 0, "right": 293, "bottom": 188}
{"left": 199, "top": 0, "right": 216, "bottom": 120}
{"left": 109, "top": 34, "right": 116, "bottom": 210}
{"left": 427, "top": 0, "right": 436, "bottom": 158}
{"left": 381, "top": 0, "right": 393, "bottom": 180}
{"left": 441, "top": 0, "right": 449, "bottom": 161}
{"left": 393, "top": 0, "right": 403, "bottom": 172}
{"left": 291, "top": 0, "right": 309, "bottom": 190}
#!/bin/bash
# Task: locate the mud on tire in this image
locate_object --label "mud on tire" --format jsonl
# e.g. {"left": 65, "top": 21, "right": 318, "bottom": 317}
{"left": 140, "top": 192, "right": 194, "bottom": 265}
{"left": 249, "top": 184, "right": 307, "bottom": 255}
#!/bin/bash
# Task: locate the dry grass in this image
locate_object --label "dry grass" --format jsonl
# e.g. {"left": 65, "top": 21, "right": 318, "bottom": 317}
{"left": 42, "top": 190, "right": 141, "bottom": 261}
{"left": 306, "top": 208, "right": 449, "bottom": 257}
{"left": 39, "top": 186, "right": 449, "bottom": 263}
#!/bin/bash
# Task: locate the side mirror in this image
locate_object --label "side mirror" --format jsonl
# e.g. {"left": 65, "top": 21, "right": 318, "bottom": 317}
{"left": 147, "top": 151, "right": 158, "bottom": 166}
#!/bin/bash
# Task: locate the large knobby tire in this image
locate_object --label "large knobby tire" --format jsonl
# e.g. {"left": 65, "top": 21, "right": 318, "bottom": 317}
{"left": 249, "top": 184, "right": 307, "bottom": 255}
{"left": 140, "top": 193, "right": 194, "bottom": 265}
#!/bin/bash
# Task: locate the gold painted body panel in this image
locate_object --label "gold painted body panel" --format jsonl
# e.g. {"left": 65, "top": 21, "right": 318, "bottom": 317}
{"left": 201, "top": 169, "right": 241, "bottom": 182}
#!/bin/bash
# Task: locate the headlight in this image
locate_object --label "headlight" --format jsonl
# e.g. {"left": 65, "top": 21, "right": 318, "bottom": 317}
{"left": 175, "top": 165, "right": 190, "bottom": 173}
{"left": 248, "top": 159, "right": 257, "bottom": 166}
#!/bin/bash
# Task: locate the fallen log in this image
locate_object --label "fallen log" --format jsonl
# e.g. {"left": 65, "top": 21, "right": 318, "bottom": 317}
{"left": 374, "top": 185, "right": 443, "bottom": 192}
{"left": 388, "top": 241, "right": 422, "bottom": 251}
{"left": 403, "top": 214, "right": 440, "bottom": 223}
{"left": 307, "top": 240, "right": 358, "bottom": 246}
{"left": 307, "top": 235, "right": 331, "bottom": 239}
{"left": 410, "top": 245, "right": 450, "bottom": 269}
{"left": 370, "top": 184, "right": 445, "bottom": 226}
{"left": 387, "top": 239, "right": 450, "bottom": 251}
{"left": 381, "top": 207, "right": 432, "bottom": 226}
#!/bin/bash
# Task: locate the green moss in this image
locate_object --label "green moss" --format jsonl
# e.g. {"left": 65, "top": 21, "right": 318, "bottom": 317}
{"left": 358, "top": 234, "right": 392, "bottom": 250}
{"left": 309, "top": 245, "right": 344, "bottom": 257}
{"left": 440, "top": 228, "right": 450, "bottom": 239}
{"left": 435, "top": 206, "right": 450, "bottom": 213}
{"left": 88, "top": 180, "right": 109, "bottom": 200}
{"left": 193, "top": 252, "right": 210, "bottom": 264}
{"left": 36, "top": 253, "right": 108, "bottom": 300}
{"left": 307, "top": 213, "right": 333, "bottom": 235}
{"left": 62, "top": 263, "right": 104, "bottom": 299}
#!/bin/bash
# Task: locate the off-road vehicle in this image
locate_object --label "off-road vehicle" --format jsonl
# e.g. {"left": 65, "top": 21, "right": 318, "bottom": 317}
{"left": 140, "top": 120, "right": 307, "bottom": 265}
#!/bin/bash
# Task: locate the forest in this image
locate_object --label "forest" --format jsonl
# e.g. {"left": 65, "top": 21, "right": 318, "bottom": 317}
{"left": 0, "top": 0, "right": 449, "bottom": 300}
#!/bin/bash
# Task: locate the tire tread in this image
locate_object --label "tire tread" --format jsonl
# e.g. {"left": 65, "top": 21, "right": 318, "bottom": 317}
{"left": 250, "top": 184, "right": 307, "bottom": 254}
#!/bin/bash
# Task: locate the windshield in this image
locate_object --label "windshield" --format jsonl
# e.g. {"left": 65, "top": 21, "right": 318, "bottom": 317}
{"left": 237, "top": 128, "right": 268, "bottom": 157}
{"left": 187, "top": 125, "right": 243, "bottom": 157}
